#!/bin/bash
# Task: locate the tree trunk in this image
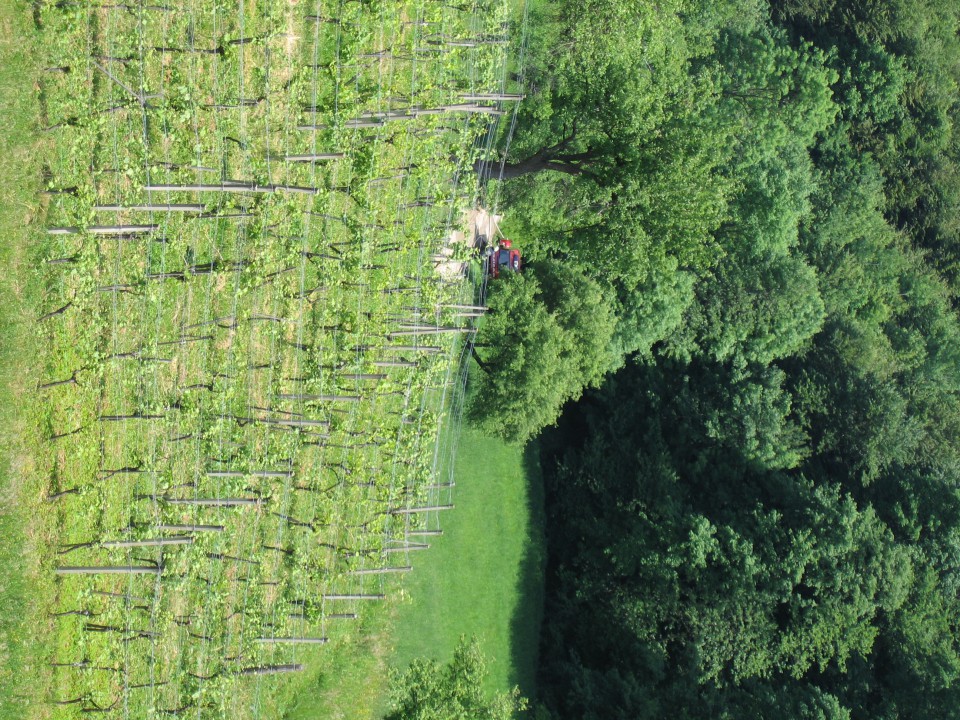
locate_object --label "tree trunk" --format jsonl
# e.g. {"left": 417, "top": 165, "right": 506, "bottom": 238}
{"left": 38, "top": 371, "right": 79, "bottom": 390}
{"left": 471, "top": 347, "right": 492, "bottom": 374}
{"left": 477, "top": 150, "right": 589, "bottom": 180}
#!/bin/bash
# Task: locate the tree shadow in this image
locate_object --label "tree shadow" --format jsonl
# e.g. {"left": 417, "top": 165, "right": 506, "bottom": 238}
{"left": 505, "top": 440, "right": 548, "bottom": 703}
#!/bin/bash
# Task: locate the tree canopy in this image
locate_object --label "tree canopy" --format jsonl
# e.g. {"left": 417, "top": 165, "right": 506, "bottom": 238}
{"left": 469, "top": 0, "right": 960, "bottom": 717}
{"left": 470, "top": 261, "right": 618, "bottom": 442}
{"left": 385, "top": 637, "right": 526, "bottom": 720}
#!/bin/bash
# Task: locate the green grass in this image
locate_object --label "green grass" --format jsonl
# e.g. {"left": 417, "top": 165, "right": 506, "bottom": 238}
{"left": 1, "top": 2, "right": 539, "bottom": 717}
{"left": 387, "top": 422, "right": 545, "bottom": 701}
{"left": 281, "top": 609, "right": 393, "bottom": 720}
{"left": 0, "top": 3, "right": 57, "bottom": 719}
{"left": 282, "top": 416, "right": 546, "bottom": 720}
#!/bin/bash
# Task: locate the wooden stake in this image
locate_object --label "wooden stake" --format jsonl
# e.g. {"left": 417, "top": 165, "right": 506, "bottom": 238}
{"left": 164, "top": 497, "right": 262, "bottom": 507}
{"left": 386, "top": 345, "right": 443, "bottom": 353}
{"left": 461, "top": 93, "right": 525, "bottom": 101}
{"left": 275, "top": 393, "right": 360, "bottom": 403}
{"left": 47, "top": 225, "right": 158, "bottom": 235}
{"left": 384, "top": 544, "right": 429, "bottom": 553}
{"left": 237, "top": 664, "right": 304, "bottom": 676}
{"left": 156, "top": 524, "right": 224, "bottom": 532}
{"left": 388, "top": 505, "right": 454, "bottom": 515}
{"left": 101, "top": 537, "right": 193, "bottom": 548}
{"left": 94, "top": 204, "right": 205, "bottom": 212}
{"left": 206, "top": 470, "right": 292, "bottom": 478}
{"left": 387, "top": 328, "right": 468, "bottom": 339}
{"left": 284, "top": 153, "right": 344, "bottom": 161}
{"left": 144, "top": 183, "right": 274, "bottom": 193}
{"left": 322, "top": 594, "right": 385, "bottom": 601}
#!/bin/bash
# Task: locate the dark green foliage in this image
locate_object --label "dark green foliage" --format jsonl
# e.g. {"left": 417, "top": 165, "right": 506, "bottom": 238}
{"left": 469, "top": 261, "right": 618, "bottom": 443}
{"left": 536, "top": 360, "right": 960, "bottom": 719}
{"left": 673, "top": 253, "right": 825, "bottom": 366}
{"left": 480, "top": 0, "right": 960, "bottom": 717}
{"left": 778, "top": 0, "right": 960, "bottom": 289}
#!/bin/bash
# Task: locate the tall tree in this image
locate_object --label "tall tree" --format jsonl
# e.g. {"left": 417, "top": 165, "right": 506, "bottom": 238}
{"left": 469, "top": 261, "right": 619, "bottom": 442}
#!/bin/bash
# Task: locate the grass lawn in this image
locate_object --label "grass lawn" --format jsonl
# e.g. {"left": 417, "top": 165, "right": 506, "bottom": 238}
{"left": 274, "top": 607, "right": 394, "bottom": 720}
{"left": 386, "top": 422, "right": 545, "bottom": 702}
{"left": 283, "top": 415, "right": 545, "bottom": 720}
{"left": 0, "top": 3, "right": 57, "bottom": 718}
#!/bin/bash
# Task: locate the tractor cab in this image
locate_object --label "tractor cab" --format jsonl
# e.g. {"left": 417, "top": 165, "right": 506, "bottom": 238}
{"left": 485, "top": 238, "right": 522, "bottom": 278}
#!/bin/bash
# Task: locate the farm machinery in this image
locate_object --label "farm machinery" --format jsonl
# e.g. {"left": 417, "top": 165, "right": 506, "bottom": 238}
{"left": 477, "top": 235, "right": 522, "bottom": 278}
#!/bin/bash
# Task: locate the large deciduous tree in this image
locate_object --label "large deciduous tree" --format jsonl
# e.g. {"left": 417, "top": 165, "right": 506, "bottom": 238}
{"left": 469, "top": 261, "right": 619, "bottom": 443}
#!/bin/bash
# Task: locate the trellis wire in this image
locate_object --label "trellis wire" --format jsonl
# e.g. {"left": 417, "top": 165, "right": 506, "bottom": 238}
{"left": 38, "top": 0, "right": 528, "bottom": 715}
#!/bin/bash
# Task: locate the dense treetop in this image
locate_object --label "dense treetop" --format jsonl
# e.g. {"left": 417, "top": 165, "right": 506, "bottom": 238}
{"left": 469, "top": 0, "right": 960, "bottom": 717}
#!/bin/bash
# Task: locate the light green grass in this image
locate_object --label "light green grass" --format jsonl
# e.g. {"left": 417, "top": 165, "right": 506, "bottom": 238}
{"left": 387, "top": 423, "right": 545, "bottom": 701}
{"left": 282, "top": 418, "right": 546, "bottom": 719}
{"left": 0, "top": 3, "right": 56, "bottom": 719}
{"left": 281, "top": 609, "right": 393, "bottom": 720}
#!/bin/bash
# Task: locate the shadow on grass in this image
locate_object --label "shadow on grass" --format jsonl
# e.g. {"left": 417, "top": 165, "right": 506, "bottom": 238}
{"left": 505, "top": 440, "right": 547, "bottom": 701}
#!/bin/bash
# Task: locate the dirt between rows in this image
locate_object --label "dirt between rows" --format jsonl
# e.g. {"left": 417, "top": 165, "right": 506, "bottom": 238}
{"left": 433, "top": 207, "right": 503, "bottom": 280}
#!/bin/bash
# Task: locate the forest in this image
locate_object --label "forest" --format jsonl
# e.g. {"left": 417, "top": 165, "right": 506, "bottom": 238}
{"left": 469, "top": 0, "right": 960, "bottom": 717}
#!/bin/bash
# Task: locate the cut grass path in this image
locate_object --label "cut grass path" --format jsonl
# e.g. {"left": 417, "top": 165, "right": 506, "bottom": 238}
{"left": 282, "top": 423, "right": 545, "bottom": 720}
{"left": 0, "top": 3, "right": 56, "bottom": 719}
{"left": 388, "top": 426, "right": 546, "bottom": 702}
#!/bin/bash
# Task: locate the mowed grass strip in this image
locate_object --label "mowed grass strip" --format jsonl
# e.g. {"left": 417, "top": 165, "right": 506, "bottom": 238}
{"left": 388, "top": 423, "right": 545, "bottom": 701}
{"left": 281, "top": 421, "right": 545, "bottom": 719}
{"left": 280, "top": 611, "right": 393, "bottom": 720}
{"left": 0, "top": 2, "right": 57, "bottom": 719}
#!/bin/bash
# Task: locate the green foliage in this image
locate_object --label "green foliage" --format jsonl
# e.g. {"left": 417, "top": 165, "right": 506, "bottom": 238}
{"left": 501, "top": 2, "right": 960, "bottom": 718}
{"left": 702, "top": 365, "right": 809, "bottom": 470}
{"left": 534, "top": 352, "right": 960, "bottom": 717}
{"left": 501, "top": 0, "right": 740, "bottom": 285}
{"left": 385, "top": 637, "right": 527, "bottom": 720}
{"left": 469, "top": 262, "right": 618, "bottom": 443}
{"left": 677, "top": 253, "right": 825, "bottom": 366}
{"left": 613, "top": 265, "right": 695, "bottom": 359}
{"left": 468, "top": 273, "right": 576, "bottom": 442}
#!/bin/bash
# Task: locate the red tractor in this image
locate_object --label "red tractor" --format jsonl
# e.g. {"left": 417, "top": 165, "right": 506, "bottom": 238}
{"left": 480, "top": 237, "right": 522, "bottom": 278}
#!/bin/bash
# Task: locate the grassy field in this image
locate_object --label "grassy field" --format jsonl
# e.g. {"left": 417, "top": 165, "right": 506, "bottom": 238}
{"left": 0, "top": 3, "right": 57, "bottom": 717}
{"left": 282, "top": 419, "right": 546, "bottom": 719}
{"left": 387, "top": 424, "right": 544, "bottom": 698}
{"left": 287, "top": 428, "right": 544, "bottom": 720}
{"left": 3, "top": 0, "right": 526, "bottom": 717}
